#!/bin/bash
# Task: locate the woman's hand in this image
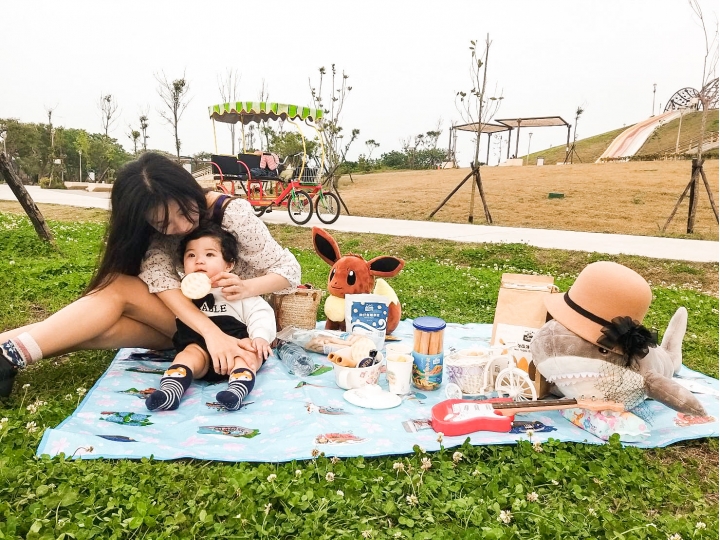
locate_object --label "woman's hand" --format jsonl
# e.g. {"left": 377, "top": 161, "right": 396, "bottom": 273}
{"left": 211, "top": 272, "right": 254, "bottom": 301}
{"left": 205, "top": 330, "right": 258, "bottom": 375}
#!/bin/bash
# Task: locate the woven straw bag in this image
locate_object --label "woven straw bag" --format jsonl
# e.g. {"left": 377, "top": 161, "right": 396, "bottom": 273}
{"left": 270, "top": 285, "right": 324, "bottom": 330}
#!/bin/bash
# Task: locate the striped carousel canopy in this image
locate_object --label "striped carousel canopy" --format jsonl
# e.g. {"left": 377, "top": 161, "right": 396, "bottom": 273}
{"left": 208, "top": 101, "right": 323, "bottom": 125}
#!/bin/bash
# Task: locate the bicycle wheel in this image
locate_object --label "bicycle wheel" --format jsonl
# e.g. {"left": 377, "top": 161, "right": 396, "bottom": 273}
{"left": 315, "top": 191, "right": 341, "bottom": 224}
{"left": 253, "top": 205, "right": 267, "bottom": 217}
{"left": 287, "top": 190, "right": 313, "bottom": 225}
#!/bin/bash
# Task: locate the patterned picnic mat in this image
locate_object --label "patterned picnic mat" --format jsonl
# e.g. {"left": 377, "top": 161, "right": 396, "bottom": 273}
{"left": 37, "top": 321, "right": 719, "bottom": 462}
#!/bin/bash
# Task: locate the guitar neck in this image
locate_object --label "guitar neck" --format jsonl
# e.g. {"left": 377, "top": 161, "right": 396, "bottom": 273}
{"left": 491, "top": 398, "right": 624, "bottom": 416}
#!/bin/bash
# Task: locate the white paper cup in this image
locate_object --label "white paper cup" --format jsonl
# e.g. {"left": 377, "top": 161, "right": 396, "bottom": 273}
{"left": 386, "top": 354, "right": 413, "bottom": 394}
{"left": 385, "top": 343, "right": 413, "bottom": 356}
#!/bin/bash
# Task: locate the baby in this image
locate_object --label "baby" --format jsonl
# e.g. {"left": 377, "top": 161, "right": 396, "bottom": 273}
{"left": 146, "top": 222, "right": 276, "bottom": 412}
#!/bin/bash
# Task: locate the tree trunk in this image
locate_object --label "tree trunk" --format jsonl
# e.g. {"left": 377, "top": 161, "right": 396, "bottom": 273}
{"left": 0, "top": 153, "right": 55, "bottom": 244}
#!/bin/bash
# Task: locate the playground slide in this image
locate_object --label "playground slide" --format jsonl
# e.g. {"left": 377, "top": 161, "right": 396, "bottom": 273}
{"left": 596, "top": 110, "right": 682, "bottom": 162}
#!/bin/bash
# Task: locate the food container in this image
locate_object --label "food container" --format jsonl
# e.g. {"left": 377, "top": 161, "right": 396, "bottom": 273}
{"left": 444, "top": 348, "right": 492, "bottom": 395}
{"left": 332, "top": 349, "right": 384, "bottom": 390}
{"left": 411, "top": 316, "right": 446, "bottom": 390}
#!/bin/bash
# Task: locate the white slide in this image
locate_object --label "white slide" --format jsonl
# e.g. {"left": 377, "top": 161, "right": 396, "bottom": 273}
{"left": 596, "top": 110, "right": 682, "bottom": 162}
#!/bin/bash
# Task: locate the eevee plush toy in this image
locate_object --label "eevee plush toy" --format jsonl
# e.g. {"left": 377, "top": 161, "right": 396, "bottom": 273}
{"left": 312, "top": 227, "right": 405, "bottom": 334}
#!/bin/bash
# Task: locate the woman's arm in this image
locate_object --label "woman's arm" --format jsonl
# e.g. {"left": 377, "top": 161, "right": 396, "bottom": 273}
{"left": 212, "top": 271, "right": 291, "bottom": 301}
{"left": 157, "top": 289, "right": 262, "bottom": 373}
{"left": 221, "top": 199, "right": 301, "bottom": 298}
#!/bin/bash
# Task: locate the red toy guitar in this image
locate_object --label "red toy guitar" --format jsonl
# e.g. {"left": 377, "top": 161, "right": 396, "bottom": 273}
{"left": 431, "top": 398, "right": 625, "bottom": 436}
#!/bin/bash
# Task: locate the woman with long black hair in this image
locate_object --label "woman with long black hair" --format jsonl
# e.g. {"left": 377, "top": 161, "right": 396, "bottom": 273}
{"left": 0, "top": 152, "right": 300, "bottom": 395}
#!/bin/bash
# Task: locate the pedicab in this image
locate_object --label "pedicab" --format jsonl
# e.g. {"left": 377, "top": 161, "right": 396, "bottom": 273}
{"left": 208, "top": 101, "right": 341, "bottom": 225}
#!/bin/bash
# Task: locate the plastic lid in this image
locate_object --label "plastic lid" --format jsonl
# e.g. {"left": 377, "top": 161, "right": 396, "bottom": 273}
{"left": 412, "top": 316, "right": 446, "bottom": 332}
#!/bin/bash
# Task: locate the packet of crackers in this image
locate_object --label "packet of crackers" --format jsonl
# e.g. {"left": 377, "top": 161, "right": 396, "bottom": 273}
{"left": 276, "top": 326, "right": 369, "bottom": 355}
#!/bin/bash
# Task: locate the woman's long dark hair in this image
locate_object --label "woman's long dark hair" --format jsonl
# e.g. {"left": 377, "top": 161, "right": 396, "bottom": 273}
{"left": 85, "top": 152, "right": 207, "bottom": 293}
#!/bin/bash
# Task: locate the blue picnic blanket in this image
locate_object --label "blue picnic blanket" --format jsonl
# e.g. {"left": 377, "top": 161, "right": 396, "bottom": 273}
{"left": 37, "top": 320, "right": 719, "bottom": 462}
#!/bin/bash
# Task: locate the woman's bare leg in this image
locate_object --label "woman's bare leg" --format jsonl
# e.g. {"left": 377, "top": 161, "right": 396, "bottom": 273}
{"left": 1, "top": 275, "right": 177, "bottom": 362}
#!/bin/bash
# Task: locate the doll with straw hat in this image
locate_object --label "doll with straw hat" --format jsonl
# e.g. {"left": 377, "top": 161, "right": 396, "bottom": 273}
{"left": 532, "top": 261, "right": 706, "bottom": 416}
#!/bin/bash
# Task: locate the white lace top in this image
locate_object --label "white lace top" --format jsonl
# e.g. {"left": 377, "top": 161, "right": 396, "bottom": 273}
{"left": 138, "top": 198, "right": 301, "bottom": 294}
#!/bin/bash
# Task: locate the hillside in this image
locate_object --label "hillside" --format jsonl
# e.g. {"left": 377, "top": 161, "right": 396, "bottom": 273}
{"left": 524, "top": 110, "right": 719, "bottom": 164}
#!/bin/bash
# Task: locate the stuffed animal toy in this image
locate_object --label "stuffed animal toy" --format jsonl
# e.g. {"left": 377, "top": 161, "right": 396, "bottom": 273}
{"left": 530, "top": 261, "right": 706, "bottom": 416}
{"left": 312, "top": 227, "right": 405, "bottom": 334}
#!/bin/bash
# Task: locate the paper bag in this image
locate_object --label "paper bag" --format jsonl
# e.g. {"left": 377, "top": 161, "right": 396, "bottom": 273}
{"left": 491, "top": 273, "right": 558, "bottom": 397}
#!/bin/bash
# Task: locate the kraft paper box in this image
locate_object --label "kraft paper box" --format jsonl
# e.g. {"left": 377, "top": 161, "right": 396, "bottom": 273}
{"left": 491, "top": 273, "right": 558, "bottom": 397}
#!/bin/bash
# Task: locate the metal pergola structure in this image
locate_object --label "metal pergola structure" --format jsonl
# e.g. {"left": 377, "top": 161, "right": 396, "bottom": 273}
{"left": 453, "top": 116, "right": 570, "bottom": 163}
{"left": 494, "top": 116, "right": 570, "bottom": 159}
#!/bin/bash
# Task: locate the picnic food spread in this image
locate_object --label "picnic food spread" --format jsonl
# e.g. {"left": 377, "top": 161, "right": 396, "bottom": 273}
{"left": 270, "top": 248, "right": 712, "bottom": 438}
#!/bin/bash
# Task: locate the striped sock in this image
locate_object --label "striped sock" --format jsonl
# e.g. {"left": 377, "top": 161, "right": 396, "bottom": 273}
{"left": 216, "top": 368, "right": 255, "bottom": 411}
{"left": 146, "top": 364, "right": 193, "bottom": 411}
{"left": 0, "top": 332, "right": 43, "bottom": 369}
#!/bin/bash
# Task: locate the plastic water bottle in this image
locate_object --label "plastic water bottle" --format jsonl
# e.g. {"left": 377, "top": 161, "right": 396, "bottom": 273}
{"left": 276, "top": 342, "right": 314, "bottom": 377}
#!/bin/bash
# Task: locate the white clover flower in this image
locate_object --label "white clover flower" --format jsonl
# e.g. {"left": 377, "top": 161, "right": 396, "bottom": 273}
{"left": 418, "top": 446, "right": 426, "bottom": 453}
{"left": 498, "top": 510, "right": 513, "bottom": 524}
{"left": 452, "top": 451, "right": 463, "bottom": 463}
{"left": 64, "top": 394, "right": 73, "bottom": 401}
{"left": 336, "top": 490, "right": 344, "bottom": 497}
{"left": 295, "top": 469, "right": 302, "bottom": 477}
{"left": 472, "top": 469, "right": 480, "bottom": 476}
{"left": 588, "top": 508, "right": 597, "bottom": 516}
{"left": 532, "top": 441, "right": 543, "bottom": 453}
{"left": 325, "top": 472, "right": 335, "bottom": 482}
{"left": 311, "top": 448, "right": 320, "bottom": 457}
{"left": 263, "top": 503, "right": 272, "bottom": 515}
{"left": 526, "top": 492, "right": 539, "bottom": 502}
{"left": 266, "top": 474, "right": 277, "bottom": 482}
{"left": 26, "top": 421, "right": 37, "bottom": 433}
{"left": 0, "top": 417, "right": 7, "bottom": 424}
{"left": 330, "top": 456, "right": 340, "bottom": 464}
{"left": 436, "top": 432, "right": 444, "bottom": 443}
{"left": 551, "top": 479, "right": 559, "bottom": 485}
{"left": 695, "top": 522, "right": 706, "bottom": 530}
{"left": 22, "top": 384, "right": 30, "bottom": 389}
{"left": 667, "top": 534, "right": 682, "bottom": 540}
{"left": 393, "top": 533, "right": 403, "bottom": 539}
{"left": 393, "top": 462, "right": 405, "bottom": 471}
{"left": 361, "top": 530, "right": 373, "bottom": 539}
{"left": 420, "top": 457, "right": 432, "bottom": 470}
{"left": 76, "top": 387, "right": 87, "bottom": 396}
{"left": 406, "top": 494, "right": 418, "bottom": 506}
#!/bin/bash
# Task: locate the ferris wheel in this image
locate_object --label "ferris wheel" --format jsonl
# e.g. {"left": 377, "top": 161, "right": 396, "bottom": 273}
{"left": 664, "top": 78, "right": 719, "bottom": 111}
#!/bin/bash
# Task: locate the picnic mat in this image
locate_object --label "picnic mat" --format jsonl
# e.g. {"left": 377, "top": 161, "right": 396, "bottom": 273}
{"left": 37, "top": 320, "right": 719, "bottom": 462}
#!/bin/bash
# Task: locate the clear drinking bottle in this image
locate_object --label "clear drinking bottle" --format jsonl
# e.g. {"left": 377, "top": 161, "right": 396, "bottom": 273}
{"left": 276, "top": 342, "right": 314, "bottom": 377}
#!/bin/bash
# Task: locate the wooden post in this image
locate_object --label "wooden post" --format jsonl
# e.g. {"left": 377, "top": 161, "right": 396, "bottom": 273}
{"left": 687, "top": 158, "right": 702, "bottom": 233}
{"left": 699, "top": 166, "right": 719, "bottom": 222}
{"left": 474, "top": 168, "right": 492, "bottom": 223}
{"left": 468, "top": 167, "right": 476, "bottom": 223}
{"left": 0, "top": 152, "right": 55, "bottom": 244}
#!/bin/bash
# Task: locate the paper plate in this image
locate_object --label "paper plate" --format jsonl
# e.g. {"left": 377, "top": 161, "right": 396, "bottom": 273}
{"left": 343, "top": 385, "right": 402, "bottom": 409}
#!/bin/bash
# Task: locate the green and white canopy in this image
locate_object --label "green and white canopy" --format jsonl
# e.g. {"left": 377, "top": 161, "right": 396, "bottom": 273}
{"left": 209, "top": 101, "right": 323, "bottom": 125}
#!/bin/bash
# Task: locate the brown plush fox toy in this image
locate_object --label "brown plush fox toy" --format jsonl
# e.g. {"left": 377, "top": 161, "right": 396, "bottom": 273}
{"left": 312, "top": 227, "right": 405, "bottom": 334}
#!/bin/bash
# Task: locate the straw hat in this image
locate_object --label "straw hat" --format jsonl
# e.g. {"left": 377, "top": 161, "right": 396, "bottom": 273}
{"left": 544, "top": 261, "right": 653, "bottom": 354}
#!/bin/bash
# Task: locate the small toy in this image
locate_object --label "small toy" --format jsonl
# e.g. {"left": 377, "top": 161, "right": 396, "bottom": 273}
{"left": 312, "top": 227, "right": 404, "bottom": 334}
{"left": 531, "top": 261, "right": 706, "bottom": 416}
{"left": 430, "top": 397, "right": 623, "bottom": 436}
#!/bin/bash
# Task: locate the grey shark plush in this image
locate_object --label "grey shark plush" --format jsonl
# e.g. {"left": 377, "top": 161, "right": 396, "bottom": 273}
{"left": 531, "top": 307, "right": 706, "bottom": 416}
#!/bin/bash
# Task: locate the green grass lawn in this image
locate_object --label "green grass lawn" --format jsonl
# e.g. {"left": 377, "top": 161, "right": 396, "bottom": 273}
{"left": 0, "top": 212, "right": 717, "bottom": 539}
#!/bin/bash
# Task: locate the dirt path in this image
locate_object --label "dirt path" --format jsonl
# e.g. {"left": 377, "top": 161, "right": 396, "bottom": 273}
{"left": 336, "top": 160, "right": 719, "bottom": 240}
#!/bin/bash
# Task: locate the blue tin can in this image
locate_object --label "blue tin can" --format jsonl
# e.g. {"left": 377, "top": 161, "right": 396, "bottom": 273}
{"left": 411, "top": 317, "right": 446, "bottom": 391}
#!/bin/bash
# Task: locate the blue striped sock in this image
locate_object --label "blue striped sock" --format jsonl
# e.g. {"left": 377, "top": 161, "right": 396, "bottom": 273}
{"left": 146, "top": 364, "right": 193, "bottom": 411}
{"left": 216, "top": 368, "right": 255, "bottom": 411}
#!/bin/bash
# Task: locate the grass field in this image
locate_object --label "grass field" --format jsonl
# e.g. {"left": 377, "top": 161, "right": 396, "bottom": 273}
{"left": 335, "top": 160, "right": 719, "bottom": 240}
{"left": 0, "top": 207, "right": 717, "bottom": 539}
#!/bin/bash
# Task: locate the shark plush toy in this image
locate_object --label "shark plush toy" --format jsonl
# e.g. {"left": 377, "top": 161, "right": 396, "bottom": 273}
{"left": 530, "top": 261, "right": 706, "bottom": 417}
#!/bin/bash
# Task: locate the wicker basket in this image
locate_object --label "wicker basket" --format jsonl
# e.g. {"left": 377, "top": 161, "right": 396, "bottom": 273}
{"left": 270, "top": 286, "right": 324, "bottom": 330}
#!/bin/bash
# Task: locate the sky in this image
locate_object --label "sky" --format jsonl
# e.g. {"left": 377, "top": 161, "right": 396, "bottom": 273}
{"left": 1, "top": 0, "right": 716, "bottom": 165}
